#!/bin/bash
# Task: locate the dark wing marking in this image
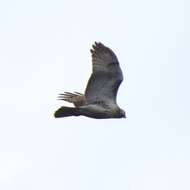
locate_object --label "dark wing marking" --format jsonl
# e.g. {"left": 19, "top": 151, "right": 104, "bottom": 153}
{"left": 85, "top": 42, "right": 123, "bottom": 104}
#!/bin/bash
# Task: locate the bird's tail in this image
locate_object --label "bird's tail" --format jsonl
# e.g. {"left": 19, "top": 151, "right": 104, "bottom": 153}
{"left": 54, "top": 106, "right": 80, "bottom": 118}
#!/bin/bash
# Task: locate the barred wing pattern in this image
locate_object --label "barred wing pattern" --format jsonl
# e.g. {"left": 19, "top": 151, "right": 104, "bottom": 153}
{"left": 85, "top": 42, "right": 123, "bottom": 104}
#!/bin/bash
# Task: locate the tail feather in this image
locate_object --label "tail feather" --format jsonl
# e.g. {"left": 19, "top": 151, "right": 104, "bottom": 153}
{"left": 54, "top": 106, "right": 80, "bottom": 118}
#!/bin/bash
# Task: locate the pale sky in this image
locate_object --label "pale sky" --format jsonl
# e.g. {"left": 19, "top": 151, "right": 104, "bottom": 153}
{"left": 0, "top": 0, "right": 190, "bottom": 189}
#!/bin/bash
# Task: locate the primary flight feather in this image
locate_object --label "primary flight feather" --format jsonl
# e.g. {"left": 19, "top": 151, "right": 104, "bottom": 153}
{"left": 54, "top": 42, "right": 125, "bottom": 119}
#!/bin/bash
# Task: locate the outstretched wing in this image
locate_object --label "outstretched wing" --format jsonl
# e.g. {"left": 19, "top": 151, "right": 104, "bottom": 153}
{"left": 85, "top": 42, "right": 123, "bottom": 104}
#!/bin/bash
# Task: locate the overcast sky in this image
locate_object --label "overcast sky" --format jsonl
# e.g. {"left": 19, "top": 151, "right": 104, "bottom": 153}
{"left": 0, "top": 0, "right": 190, "bottom": 189}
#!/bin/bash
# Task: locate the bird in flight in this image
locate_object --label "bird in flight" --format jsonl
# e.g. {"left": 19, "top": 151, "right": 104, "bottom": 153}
{"left": 54, "top": 42, "right": 125, "bottom": 119}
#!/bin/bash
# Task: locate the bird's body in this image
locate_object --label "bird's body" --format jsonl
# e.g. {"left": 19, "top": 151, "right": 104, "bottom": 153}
{"left": 55, "top": 103, "right": 124, "bottom": 119}
{"left": 54, "top": 42, "right": 125, "bottom": 119}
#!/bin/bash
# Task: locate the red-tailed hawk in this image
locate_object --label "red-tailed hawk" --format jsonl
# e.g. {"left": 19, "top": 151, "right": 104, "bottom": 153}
{"left": 54, "top": 42, "right": 125, "bottom": 119}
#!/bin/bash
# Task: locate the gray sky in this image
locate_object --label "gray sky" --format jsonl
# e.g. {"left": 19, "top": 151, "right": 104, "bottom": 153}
{"left": 0, "top": 0, "right": 190, "bottom": 189}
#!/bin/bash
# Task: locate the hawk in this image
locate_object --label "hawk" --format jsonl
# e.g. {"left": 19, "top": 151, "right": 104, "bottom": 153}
{"left": 54, "top": 42, "right": 126, "bottom": 119}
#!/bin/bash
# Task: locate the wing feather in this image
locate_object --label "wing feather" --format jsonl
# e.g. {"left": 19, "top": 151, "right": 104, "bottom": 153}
{"left": 58, "top": 92, "right": 86, "bottom": 107}
{"left": 85, "top": 42, "right": 123, "bottom": 104}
